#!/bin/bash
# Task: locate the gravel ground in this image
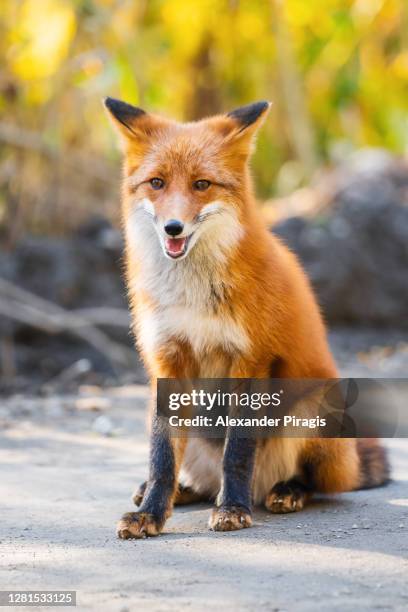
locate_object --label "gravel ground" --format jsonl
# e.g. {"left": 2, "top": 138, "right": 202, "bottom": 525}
{"left": 1, "top": 329, "right": 407, "bottom": 611}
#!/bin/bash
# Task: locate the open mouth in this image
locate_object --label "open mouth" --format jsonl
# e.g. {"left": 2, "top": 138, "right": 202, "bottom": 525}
{"left": 164, "top": 234, "right": 192, "bottom": 259}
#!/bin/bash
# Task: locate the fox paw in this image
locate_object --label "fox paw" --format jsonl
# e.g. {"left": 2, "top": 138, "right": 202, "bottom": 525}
{"left": 265, "top": 480, "right": 308, "bottom": 514}
{"left": 209, "top": 506, "right": 252, "bottom": 532}
{"left": 117, "top": 512, "right": 163, "bottom": 539}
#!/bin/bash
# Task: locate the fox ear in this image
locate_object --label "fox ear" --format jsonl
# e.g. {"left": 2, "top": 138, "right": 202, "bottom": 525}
{"left": 103, "top": 97, "right": 169, "bottom": 160}
{"left": 227, "top": 101, "right": 271, "bottom": 135}
{"left": 103, "top": 97, "right": 147, "bottom": 139}
{"left": 213, "top": 101, "right": 271, "bottom": 158}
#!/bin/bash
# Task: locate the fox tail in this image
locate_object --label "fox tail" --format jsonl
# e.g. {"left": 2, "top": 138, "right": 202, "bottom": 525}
{"left": 356, "top": 439, "right": 390, "bottom": 490}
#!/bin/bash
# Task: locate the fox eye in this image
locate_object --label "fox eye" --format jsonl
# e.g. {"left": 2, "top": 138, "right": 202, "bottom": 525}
{"left": 194, "top": 179, "right": 211, "bottom": 191}
{"left": 150, "top": 177, "right": 164, "bottom": 190}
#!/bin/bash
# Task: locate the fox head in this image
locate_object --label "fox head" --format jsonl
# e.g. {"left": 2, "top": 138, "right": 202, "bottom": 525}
{"left": 104, "top": 98, "right": 270, "bottom": 262}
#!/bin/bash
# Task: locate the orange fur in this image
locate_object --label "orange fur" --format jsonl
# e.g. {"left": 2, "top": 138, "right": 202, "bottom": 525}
{"left": 106, "top": 98, "right": 387, "bottom": 523}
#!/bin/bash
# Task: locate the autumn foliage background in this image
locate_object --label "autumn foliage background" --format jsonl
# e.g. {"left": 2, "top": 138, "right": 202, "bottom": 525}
{"left": 1, "top": 0, "right": 407, "bottom": 240}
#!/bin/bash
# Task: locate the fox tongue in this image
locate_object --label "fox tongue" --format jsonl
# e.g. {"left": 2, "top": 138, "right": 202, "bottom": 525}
{"left": 165, "top": 236, "right": 187, "bottom": 255}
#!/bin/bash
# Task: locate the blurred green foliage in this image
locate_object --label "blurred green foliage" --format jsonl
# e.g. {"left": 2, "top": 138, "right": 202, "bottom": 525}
{"left": 0, "top": 0, "right": 407, "bottom": 235}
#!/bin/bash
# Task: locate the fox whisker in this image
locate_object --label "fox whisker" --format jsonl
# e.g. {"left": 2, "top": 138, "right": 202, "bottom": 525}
{"left": 196, "top": 209, "right": 223, "bottom": 223}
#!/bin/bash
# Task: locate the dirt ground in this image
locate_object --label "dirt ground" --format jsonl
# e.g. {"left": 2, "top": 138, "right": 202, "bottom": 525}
{"left": 1, "top": 330, "right": 408, "bottom": 611}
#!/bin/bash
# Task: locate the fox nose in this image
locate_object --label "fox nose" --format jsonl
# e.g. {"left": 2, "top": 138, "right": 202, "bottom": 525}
{"left": 164, "top": 219, "right": 184, "bottom": 236}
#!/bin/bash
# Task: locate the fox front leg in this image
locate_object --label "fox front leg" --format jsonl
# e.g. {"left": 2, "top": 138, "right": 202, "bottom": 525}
{"left": 117, "top": 417, "right": 185, "bottom": 539}
{"left": 209, "top": 436, "right": 256, "bottom": 532}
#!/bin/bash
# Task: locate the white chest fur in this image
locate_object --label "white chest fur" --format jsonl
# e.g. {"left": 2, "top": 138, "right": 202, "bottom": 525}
{"left": 138, "top": 304, "right": 249, "bottom": 358}
{"left": 126, "top": 203, "right": 250, "bottom": 362}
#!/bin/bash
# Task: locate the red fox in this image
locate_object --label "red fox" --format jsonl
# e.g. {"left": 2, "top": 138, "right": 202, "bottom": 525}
{"left": 104, "top": 97, "right": 389, "bottom": 538}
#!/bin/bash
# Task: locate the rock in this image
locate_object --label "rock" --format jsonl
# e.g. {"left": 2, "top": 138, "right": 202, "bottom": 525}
{"left": 0, "top": 216, "right": 146, "bottom": 390}
{"left": 0, "top": 215, "right": 126, "bottom": 314}
{"left": 92, "top": 415, "right": 114, "bottom": 436}
{"left": 273, "top": 149, "right": 408, "bottom": 327}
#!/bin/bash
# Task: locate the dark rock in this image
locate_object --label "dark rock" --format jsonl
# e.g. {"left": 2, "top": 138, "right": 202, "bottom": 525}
{"left": 0, "top": 217, "right": 146, "bottom": 391}
{"left": 1, "top": 216, "right": 126, "bottom": 310}
{"left": 274, "top": 150, "right": 408, "bottom": 327}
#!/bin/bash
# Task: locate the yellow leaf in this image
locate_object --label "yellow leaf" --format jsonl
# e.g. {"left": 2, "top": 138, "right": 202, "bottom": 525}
{"left": 9, "top": 0, "right": 76, "bottom": 80}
